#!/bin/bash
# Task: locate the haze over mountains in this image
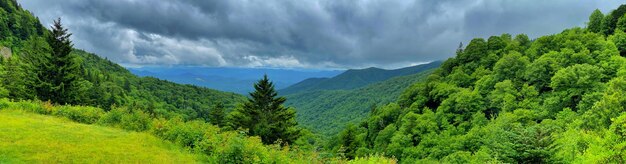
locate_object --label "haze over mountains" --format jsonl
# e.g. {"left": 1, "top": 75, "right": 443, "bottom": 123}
{"left": 128, "top": 67, "right": 342, "bottom": 94}
{"left": 127, "top": 61, "right": 440, "bottom": 95}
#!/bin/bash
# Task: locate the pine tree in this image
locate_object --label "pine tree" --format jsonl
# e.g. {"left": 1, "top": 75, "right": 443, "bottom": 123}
{"left": 2, "top": 56, "right": 36, "bottom": 100}
{"left": 209, "top": 102, "right": 226, "bottom": 127}
{"left": 228, "top": 75, "right": 300, "bottom": 145}
{"left": 38, "top": 18, "right": 85, "bottom": 105}
{"left": 0, "top": 58, "right": 8, "bottom": 98}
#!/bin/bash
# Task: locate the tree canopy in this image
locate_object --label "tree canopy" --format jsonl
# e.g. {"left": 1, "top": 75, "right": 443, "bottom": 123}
{"left": 330, "top": 5, "right": 626, "bottom": 163}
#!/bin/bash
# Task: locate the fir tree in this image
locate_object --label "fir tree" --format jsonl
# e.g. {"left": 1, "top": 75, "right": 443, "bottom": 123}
{"left": 228, "top": 75, "right": 300, "bottom": 145}
{"left": 38, "top": 18, "right": 85, "bottom": 105}
{"left": 209, "top": 102, "right": 226, "bottom": 127}
{"left": 0, "top": 58, "right": 8, "bottom": 98}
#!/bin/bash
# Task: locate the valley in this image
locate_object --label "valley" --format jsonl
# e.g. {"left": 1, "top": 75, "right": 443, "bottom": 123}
{"left": 3, "top": 0, "right": 626, "bottom": 163}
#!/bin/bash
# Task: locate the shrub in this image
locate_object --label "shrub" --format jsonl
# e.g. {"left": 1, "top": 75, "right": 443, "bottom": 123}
{"left": 97, "top": 107, "right": 125, "bottom": 126}
{"left": 155, "top": 119, "right": 209, "bottom": 149}
{"left": 120, "top": 110, "right": 151, "bottom": 131}
{"left": 0, "top": 98, "right": 9, "bottom": 110}
{"left": 349, "top": 154, "right": 397, "bottom": 164}
{"left": 211, "top": 133, "right": 269, "bottom": 164}
{"left": 53, "top": 106, "right": 105, "bottom": 124}
{"left": 11, "top": 100, "right": 47, "bottom": 114}
{"left": 98, "top": 107, "right": 151, "bottom": 131}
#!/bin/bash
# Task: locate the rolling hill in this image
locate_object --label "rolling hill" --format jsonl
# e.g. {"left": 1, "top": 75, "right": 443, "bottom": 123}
{"left": 279, "top": 61, "right": 441, "bottom": 95}
{"left": 285, "top": 69, "right": 435, "bottom": 136}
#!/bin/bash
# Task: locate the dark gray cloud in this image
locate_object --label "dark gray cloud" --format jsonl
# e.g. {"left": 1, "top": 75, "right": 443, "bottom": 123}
{"left": 17, "top": 0, "right": 625, "bottom": 69}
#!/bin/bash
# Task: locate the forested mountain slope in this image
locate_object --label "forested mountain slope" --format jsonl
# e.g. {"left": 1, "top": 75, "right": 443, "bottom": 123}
{"left": 286, "top": 69, "right": 435, "bottom": 137}
{"left": 331, "top": 5, "right": 626, "bottom": 163}
{"left": 279, "top": 61, "right": 441, "bottom": 95}
{"left": 78, "top": 48, "right": 246, "bottom": 120}
{"left": 0, "top": 0, "right": 245, "bottom": 121}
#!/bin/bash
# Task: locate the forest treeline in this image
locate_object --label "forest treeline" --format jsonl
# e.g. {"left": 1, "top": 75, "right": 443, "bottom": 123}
{"left": 330, "top": 5, "right": 626, "bottom": 163}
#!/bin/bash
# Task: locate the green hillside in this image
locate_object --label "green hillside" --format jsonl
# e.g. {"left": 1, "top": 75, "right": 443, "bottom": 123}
{"left": 286, "top": 69, "right": 435, "bottom": 137}
{"left": 329, "top": 5, "right": 626, "bottom": 163}
{"left": 279, "top": 61, "right": 441, "bottom": 95}
{"left": 0, "top": 98, "right": 398, "bottom": 163}
{"left": 0, "top": 109, "right": 200, "bottom": 163}
{"left": 75, "top": 46, "right": 247, "bottom": 120}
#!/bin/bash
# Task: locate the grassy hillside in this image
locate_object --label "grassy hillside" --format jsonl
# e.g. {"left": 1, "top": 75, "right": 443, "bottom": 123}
{"left": 0, "top": 110, "right": 200, "bottom": 163}
{"left": 279, "top": 61, "right": 441, "bottom": 95}
{"left": 0, "top": 99, "right": 397, "bottom": 163}
{"left": 286, "top": 69, "right": 435, "bottom": 136}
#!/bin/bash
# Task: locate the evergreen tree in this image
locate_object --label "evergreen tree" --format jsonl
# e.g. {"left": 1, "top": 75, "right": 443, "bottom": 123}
{"left": 209, "top": 102, "right": 226, "bottom": 127}
{"left": 588, "top": 9, "right": 604, "bottom": 33}
{"left": 38, "top": 18, "right": 85, "bottom": 105}
{"left": 228, "top": 75, "right": 300, "bottom": 145}
{"left": 2, "top": 56, "right": 35, "bottom": 100}
{"left": 0, "top": 58, "right": 8, "bottom": 98}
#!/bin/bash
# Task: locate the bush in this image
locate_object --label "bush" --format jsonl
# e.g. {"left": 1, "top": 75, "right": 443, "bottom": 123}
{"left": 0, "top": 98, "right": 9, "bottom": 110}
{"left": 214, "top": 134, "right": 268, "bottom": 164}
{"left": 349, "top": 155, "right": 397, "bottom": 164}
{"left": 53, "top": 106, "right": 104, "bottom": 124}
{"left": 97, "top": 107, "right": 125, "bottom": 126}
{"left": 121, "top": 110, "right": 151, "bottom": 131}
{"left": 98, "top": 107, "right": 151, "bottom": 131}
{"left": 153, "top": 118, "right": 210, "bottom": 149}
{"left": 11, "top": 100, "right": 47, "bottom": 114}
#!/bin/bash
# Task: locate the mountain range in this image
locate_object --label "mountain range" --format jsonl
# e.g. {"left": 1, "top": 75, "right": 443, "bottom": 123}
{"left": 128, "top": 66, "right": 342, "bottom": 94}
{"left": 279, "top": 61, "right": 442, "bottom": 95}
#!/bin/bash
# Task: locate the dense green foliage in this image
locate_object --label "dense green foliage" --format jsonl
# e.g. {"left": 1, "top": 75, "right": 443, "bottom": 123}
{"left": 229, "top": 75, "right": 301, "bottom": 145}
{"left": 330, "top": 6, "right": 626, "bottom": 163}
{"left": 279, "top": 61, "right": 441, "bottom": 95}
{"left": 286, "top": 69, "right": 434, "bottom": 137}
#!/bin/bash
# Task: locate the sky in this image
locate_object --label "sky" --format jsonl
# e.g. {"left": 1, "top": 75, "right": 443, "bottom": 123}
{"left": 18, "top": 0, "right": 625, "bottom": 69}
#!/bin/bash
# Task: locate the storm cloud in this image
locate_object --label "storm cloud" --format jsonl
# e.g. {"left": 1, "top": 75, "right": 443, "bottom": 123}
{"left": 18, "top": 0, "right": 624, "bottom": 69}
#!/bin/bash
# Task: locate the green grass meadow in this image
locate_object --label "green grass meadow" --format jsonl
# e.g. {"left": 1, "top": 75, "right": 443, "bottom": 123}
{"left": 0, "top": 109, "right": 201, "bottom": 163}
